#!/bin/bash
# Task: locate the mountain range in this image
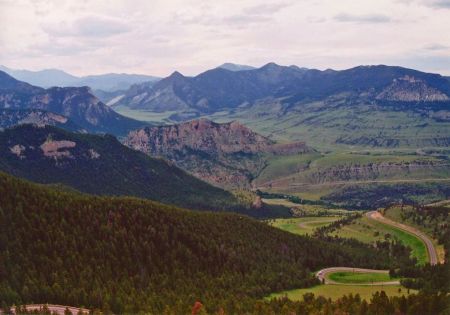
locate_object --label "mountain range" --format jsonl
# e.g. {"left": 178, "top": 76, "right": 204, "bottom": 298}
{"left": 113, "top": 63, "right": 450, "bottom": 114}
{"left": 0, "top": 65, "right": 160, "bottom": 92}
{"left": 0, "top": 70, "right": 145, "bottom": 136}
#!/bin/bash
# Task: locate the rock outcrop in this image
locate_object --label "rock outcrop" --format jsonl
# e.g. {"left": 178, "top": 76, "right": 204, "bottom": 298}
{"left": 376, "top": 75, "right": 450, "bottom": 102}
{"left": 124, "top": 119, "right": 311, "bottom": 188}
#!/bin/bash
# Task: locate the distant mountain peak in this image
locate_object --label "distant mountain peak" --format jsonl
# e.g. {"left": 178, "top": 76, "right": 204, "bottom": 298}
{"left": 261, "top": 62, "right": 281, "bottom": 69}
{"left": 217, "top": 63, "right": 256, "bottom": 72}
{"left": 169, "top": 71, "right": 185, "bottom": 78}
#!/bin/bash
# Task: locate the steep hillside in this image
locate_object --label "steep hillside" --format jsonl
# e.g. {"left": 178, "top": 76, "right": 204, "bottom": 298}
{"left": 124, "top": 118, "right": 310, "bottom": 188}
{"left": 0, "top": 124, "right": 250, "bottom": 212}
{"left": 0, "top": 71, "right": 145, "bottom": 136}
{"left": 0, "top": 172, "right": 402, "bottom": 313}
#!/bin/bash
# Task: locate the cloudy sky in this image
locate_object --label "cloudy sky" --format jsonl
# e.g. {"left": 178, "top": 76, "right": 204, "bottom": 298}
{"left": 1, "top": 0, "right": 449, "bottom": 76}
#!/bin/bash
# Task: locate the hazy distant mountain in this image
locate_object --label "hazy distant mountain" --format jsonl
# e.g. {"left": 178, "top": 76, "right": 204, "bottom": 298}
{"left": 0, "top": 70, "right": 145, "bottom": 135}
{"left": 116, "top": 62, "right": 309, "bottom": 112}
{"left": 0, "top": 65, "right": 160, "bottom": 92}
{"left": 116, "top": 63, "right": 450, "bottom": 114}
{"left": 217, "top": 63, "right": 256, "bottom": 71}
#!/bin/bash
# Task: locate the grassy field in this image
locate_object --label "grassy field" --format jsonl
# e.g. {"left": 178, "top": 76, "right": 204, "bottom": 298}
{"left": 327, "top": 272, "right": 396, "bottom": 284}
{"left": 270, "top": 217, "right": 342, "bottom": 236}
{"left": 262, "top": 199, "right": 353, "bottom": 215}
{"left": 384, "top": 205, "right": 446, "bottom": 263}
{"left": 114, "top": 107, "right": 176, "bottom": 123}
{"left": 331, "top": 215, "right": 428, "bottom": 265}
{"left": 268, "top": 284, "right": 416, "bottom": 301}
{"left": 206, "top": 101, "right": 450, "bottom": 151}
{"left": 253, "top": 149, "right": 450, "bottom": 204}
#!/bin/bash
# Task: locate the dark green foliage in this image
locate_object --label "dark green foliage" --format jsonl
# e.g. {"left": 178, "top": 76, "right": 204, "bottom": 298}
{"left": 0, "top": 124, "right": 253, "bottom": 213}
{"left": 323, "top": 183, "right": 450, "bottom": 209}
{"left": 263, "top": 292, "right": 449, "bottom": 315}
{"left": 0, "top": 172, "right": 403, "bottom": 313}
{"left": 391, "top": 204, "right": 450, "bottom": 294}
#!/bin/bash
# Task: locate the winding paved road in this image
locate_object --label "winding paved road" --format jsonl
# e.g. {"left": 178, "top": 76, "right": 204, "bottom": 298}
{"left": 316, "top": 267, "right": 400, "bottom": 286}
{"left": 366, "top": 211, "right": 438, "bottom": 265}
{"left": 315, "top": 210, "right": 439, "bottom": 286}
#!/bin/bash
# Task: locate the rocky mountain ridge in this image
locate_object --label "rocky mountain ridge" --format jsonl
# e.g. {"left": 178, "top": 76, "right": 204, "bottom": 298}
{"left": 115, "top": 64, "right": 450, "bottom": 115}
{"left": 124, "top": 118, "right": 311, "bottom": 188}
{"left": 0, "top": 70, "right": 145, "bottom": 135}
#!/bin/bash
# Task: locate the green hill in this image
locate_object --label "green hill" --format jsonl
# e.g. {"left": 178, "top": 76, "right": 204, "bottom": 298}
{"left": 0, "top": 124, "right": 250, "bottom": 213}
{"left": 0, "top": 172, "right": 401, "bottom": 313}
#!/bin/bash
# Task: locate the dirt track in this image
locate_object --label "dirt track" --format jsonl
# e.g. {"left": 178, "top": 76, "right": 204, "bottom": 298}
{"left": 11, "top": 304, "right": 89, "bottom": 315}
{"left": 366, "top": 211, "right": 438, "bottom": 265}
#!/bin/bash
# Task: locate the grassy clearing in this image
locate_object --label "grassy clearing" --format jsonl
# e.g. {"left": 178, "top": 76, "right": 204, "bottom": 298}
{"left": 268, "top": 284, "right": 416, "bottom": 301}
{"left": 384, "top": 206, "right": 446, "bottom": 263}
{"left": 262, "top": 199, "right": 353, "bottom": 215}
{"left": 114, "top": 107, "right": 176, "bottom": 123}
{"left": 270, "top": 217, "right": 342, "bottom": 236}
{"left": 327, "top": 272, "right": 397, "bottom": 284}
{"left": 332, "top": 216, "right": 428, "bottom": 265}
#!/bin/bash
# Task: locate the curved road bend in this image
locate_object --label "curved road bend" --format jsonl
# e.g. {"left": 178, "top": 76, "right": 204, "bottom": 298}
{"left": 316, "top": 267, "right": 400, "bottom": 286}
{"left": 366, "top": 211, "right": 438, "bottom": 265}
{"left": 11, "top": 304, "right": 89, "bottom": 315}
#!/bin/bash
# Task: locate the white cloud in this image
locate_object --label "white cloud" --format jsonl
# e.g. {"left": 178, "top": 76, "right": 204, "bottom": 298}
{"left": 42, "top": 15, "right": 132, "bottom": 38}
{"left": 333, "top": 13, "right": 391, "bottom": 23}
{"left": 0, "top": 0, "right": 449, "bottom": 76}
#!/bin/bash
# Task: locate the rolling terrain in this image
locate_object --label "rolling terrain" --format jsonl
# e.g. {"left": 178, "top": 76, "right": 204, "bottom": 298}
{"left": 0, "top": 171, "right": 398, "bottom": 314}
{"left": 0, "top": 124, "right": 256, "bottom": 213}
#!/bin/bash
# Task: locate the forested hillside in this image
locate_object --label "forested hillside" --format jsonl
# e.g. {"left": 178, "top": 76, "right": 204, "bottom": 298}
{"left": 0, "top": 172, "right": 405, "bottom": 314}
{"left": 0, "top": 125, "right": 256, "bottom": 213}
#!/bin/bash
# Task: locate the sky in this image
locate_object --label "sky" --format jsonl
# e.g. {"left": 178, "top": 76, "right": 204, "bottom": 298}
{"left": 0, "top": 0, "right": 449, "bottom": 77}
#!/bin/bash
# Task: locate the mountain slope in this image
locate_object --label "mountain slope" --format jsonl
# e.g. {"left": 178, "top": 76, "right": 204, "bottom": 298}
{"left": 115, "top": 64, "right": 450, "bottom": 115}
{"left": 117, "top": 63, "right": 309, "bottom": 112}
{"left": 124, "top": 118, "right": 311, "bottom": 188}
{"left": 0, "top": 70, "right": 145, "bottom": 136}
{"left": 0, "top": 109, "right": 82, "bottom": 132}
{"left": 0, "top": 65, "right": 160, "bottom": 92}
{"left": 0, "top": 124, "right": 247, "bottom": 212}
{"left": 0, "top": 171, "right": 399, "bottom": 313}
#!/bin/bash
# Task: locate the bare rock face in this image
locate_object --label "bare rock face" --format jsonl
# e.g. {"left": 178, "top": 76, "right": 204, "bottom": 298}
{"left": 376, "top": 76, "right": 450, "bottom": 102}
{"left": 124, "top": 119, "right": 311, "bottom": 188}
{"left": 9, "top": 144, "right": 26, "bottom": 159}
{"left": 40, "top": 139, "right": 76, "bottom": 159}
{"left": 126, "top": 119, "right": 273, "bottom": 155}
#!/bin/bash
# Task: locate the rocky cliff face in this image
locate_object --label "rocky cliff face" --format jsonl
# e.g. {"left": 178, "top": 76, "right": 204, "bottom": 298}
{"left": 376, "top": 76, "right": 450, "bottom": 102}
{"left": 124, "top": 119, "right": 311, "bottom": 188}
